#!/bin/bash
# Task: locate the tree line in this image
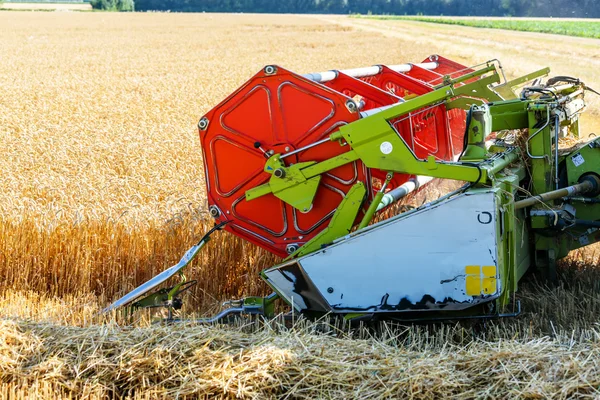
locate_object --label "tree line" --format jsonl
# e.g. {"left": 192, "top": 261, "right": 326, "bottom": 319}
{"left": 91, "top": 0, "right": 600, "bottom": 18}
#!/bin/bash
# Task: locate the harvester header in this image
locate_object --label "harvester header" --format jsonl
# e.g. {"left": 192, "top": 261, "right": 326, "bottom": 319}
{"left": 106, "top": 55, "right": 600, "bottom": 323}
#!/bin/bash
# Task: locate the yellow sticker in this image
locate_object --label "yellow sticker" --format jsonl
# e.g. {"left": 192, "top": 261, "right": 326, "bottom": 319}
{"left": 465, "top": 265, "right": 497, "bottom": 296}
{"left": 465, "top": 265, "right": 481, "bottom": 296}
{"left": 481, "top": 266, "right": 497, "bottom": 294}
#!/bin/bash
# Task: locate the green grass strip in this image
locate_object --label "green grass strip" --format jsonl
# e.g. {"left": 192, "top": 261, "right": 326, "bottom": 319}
{"left": 353, "top": 16, "right": 600, "bottom": 39}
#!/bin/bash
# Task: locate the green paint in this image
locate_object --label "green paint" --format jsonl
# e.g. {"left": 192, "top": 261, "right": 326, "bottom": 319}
{"left": 290, "top": 182, "right": 367, "bottom": 258}
{"left": 494, "top": 68, "right": 550, "bottom": 99}
{"left": 354, "top": 16, "right": 600, "bottom": 40}
{"left": 358, "top": 173, "right": 392, "bottom": 230}
{"left": 461, "top": 105, "right": 491, "bottom": 161}
{"left": 241, "top": 66, "right": 596, "bottom": 319}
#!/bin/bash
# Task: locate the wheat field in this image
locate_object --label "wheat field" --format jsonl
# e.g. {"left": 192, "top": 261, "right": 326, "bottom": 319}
{"left": 1, "top": 12, "right": 600, "bottom": 398}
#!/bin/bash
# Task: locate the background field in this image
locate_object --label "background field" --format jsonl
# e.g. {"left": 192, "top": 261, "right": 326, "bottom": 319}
{"left": 356, "top": 15, "right": 600, "bottom": 39}
{"left": 1, "top": 12, "right": 600, "bottom": 398}
{"left": 0, "top": 2, "right": 92, "bottom": 10}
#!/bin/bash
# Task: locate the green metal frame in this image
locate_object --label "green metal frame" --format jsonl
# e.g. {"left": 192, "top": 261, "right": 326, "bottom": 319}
{"left": 118, "top": 63, "right": 597, "bottom": 322}
{"left": 249, "top": 68, "right": 598, "bottom": 316}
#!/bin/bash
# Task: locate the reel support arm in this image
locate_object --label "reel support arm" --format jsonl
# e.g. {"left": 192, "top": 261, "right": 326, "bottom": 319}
{"left": 246, "top": 68, "right": 516, "bottom": 213}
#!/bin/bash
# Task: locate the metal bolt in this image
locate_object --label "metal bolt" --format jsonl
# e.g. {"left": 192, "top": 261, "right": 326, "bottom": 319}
{"left": 345, "top": 99, "right": 357, "bottom": 113}
{"left": 286, "top": 244, "right": 299, "bottom": 255}
{"left": 264, "top": 65, "right": 277, "bottom": 75}
{"left": 209, "top": 206, "right": 220, "bottom": 218}
{"left": 198, "top": 117, "right": 209, "bottom": 131}
{"left": 300, "top": 204, "right": 312, "bottom": 214}
{"left": 274, "top": 168, "right": 286, "bottom": 178}
{"left": 327, "top": 287, "right": 334, "bottom": 294}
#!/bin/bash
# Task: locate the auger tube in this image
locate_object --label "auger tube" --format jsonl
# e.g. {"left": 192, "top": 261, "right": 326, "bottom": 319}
{"left": 360, "top": 103, "right": 400, "bottom": 118}
{"left": 376, "top": 176, "right": 434, "bottom": 211}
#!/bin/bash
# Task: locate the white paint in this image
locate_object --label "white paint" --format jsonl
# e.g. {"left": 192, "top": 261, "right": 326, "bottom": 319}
{"left": 304, "top": 62, "right": 438, "bottom": 83}
{"left": 360, "top": 103, "right": 403, "bottom": 118}
{"left": 273, "top": 191, "right": 500, "bottom": 313}
{"left": 103, "top": 242, "right": 206, "bottom": 312}
{"left": 572, "top": 152, "right": 585, "bottom": 167}
{"left": 380, "top": 141, "right": 393, "bottom": 155}
{"left": 564, "top": 98, "right": 585, "bottom": 119}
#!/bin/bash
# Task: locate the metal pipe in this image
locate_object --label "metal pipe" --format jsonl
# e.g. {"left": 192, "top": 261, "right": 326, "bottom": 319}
{"left": 433, "top": 64, "right": 497, "bottom": 89}
{"left": 526, "top": 105, "right": 551, "bottom": 160}
{"left": 376, "top": 176, "right": 434, "bottom": 211}
{"left": 554, "top": 114, "right": 560, "bottom": 190}
{"left": 194, "top": 307, "right": 245, "bottom": 324}
{"left": 557, "top": 88, "right": 584, "bottom": 104}
{"left": 359, "top": 103, "right": 399, "bottom": 118}
{"left": 280, "top": 137, "right": 331, "bottom": 160}
{"left": 303, "top": 62, "right": 438, "bottom": 83}
{"left": 565, "top": 197, "right": 600, "bottom": 204}
{"left": 514, "top": 180, "right": 594, "bottom": 210}
{"left": 574, "top": 219, "right": 600, "bottom": 228}
{"left": 481, "top": 148, "right": 519, "bottom": 178}
{"left": 358, "top": 173, "right": 393, "bottom": 230}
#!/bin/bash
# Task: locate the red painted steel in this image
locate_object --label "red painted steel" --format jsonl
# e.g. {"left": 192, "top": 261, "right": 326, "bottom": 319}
{"left": 358, "top": 57, "right": 472, "bottom": 190}
{"left": 200, "top": 66, "right": 370, "bottom": 257}
{"left": 199, "top": 56, "right": 478, "bottom": 256}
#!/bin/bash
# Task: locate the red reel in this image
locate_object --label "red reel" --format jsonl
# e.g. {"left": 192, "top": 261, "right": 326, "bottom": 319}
{"left": 200, "top": 56, "right": 475, "bottom": 256}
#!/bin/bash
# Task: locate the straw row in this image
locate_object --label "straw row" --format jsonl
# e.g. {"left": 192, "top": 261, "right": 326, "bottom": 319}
{"left": 0, "top": 316, "right": 599, "bottom": 399}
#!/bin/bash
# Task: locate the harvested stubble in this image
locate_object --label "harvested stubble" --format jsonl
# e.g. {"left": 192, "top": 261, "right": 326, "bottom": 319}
{"left": 0, "top": 257, "right": 599, "bottom": 398}
{"left": 1, "top": 310, "right": 599, "bottom": 399}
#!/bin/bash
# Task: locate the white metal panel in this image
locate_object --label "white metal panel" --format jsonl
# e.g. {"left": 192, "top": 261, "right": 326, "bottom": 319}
{"left": 299, "top": 191, "right": 499, "bottom": 312}
{"left": 265, "top": 270, "right": 308, "bottom": 311}
{"left": 103, "top": 241, "right": 207, "bottom": 313}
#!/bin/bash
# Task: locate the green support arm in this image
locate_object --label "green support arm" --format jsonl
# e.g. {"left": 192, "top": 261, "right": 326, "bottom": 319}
{"left": 245, "top": 65, "right": 539, "bottom": 212}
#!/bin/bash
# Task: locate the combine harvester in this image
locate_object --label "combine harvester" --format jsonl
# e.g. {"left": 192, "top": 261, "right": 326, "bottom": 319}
{"left": 105, "top": 55, "right": 600, "bottom": 322}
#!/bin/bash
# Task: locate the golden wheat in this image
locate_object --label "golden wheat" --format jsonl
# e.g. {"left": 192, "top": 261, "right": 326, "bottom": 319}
{"left": 0, "top": 12, "right": 450, "bottom": 305}
{"left": 2, "top": 12, "right": 599, "bottom": 302}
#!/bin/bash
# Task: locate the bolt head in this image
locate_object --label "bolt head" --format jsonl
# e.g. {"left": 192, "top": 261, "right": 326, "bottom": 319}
{"left": 209, "top": 206, "right": 220, "bottom": 218}
{"left": 286, "top": 244, "right": 299, "bottom": 254}
{"left": 198, "top": 117, "right": 209, "bottom": 130}
{"left": 345, "top": 100, "right": 357, "bottom": 113}
{"left": 274, "top": 168, "right": 286, "bottom": 178}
